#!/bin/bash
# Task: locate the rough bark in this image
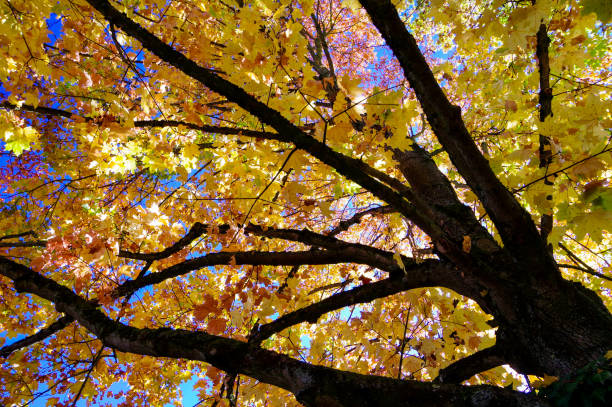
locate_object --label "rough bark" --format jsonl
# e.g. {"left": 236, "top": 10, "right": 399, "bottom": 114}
{"left": 0, "top": 257, "right": 548, "bottom": 406}
{"left": 435, "top": 345, "right": 505, "bottom": 384}
{"left": 536, "top": 23, "right": 554, "bottom": 242}
{"left": 358, "top": 0, "right": 612, "bottom": 378}
{"left": 358, "top": 0, "right": 557, "bottom": 281}
{"left": 1, "top": 1, "right": 610, "bottom": 406}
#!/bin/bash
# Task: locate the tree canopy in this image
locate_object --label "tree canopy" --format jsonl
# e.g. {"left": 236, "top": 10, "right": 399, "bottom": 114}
{"left": 0, "top": 0, "right": 611, "bottom": 405}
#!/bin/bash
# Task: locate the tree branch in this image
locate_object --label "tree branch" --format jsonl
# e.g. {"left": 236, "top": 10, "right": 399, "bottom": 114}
{"left": 536, "top": 23, "right": 554, "bottom": 242}
{"left": 358, "top": 0, "right": 553, "bottom": 275}
{"left": 119, "top": 223, "right": 230, "bottom": 261}
{"left": 558, "top": 243, "right": 612, "bottom": 282}
{"left": 0, "top": 100, "right": 281, "bottom": 141}
{"left": 0, "top": 100, "right": 417, "bottom": 211}
{"left": 0, "top": 101, "right": 73, "bottom": 118}
{"left": 117, "top": 223, "right": 486, "bottom": 335}
{"left": 251, "top": 260, "right": 463, "bottom": 344}
{"left": 328, "top": 205, "right": 395, "bottom": 237}
{"left": 393, "top": 145, "right": 499, "bottom": 252}
{"left": 111, "top": 248, "right": 406, "bottom": 298}
{"left": 83, "top": 0, "right": 444, "bottom": 240}
{"left": 0, "top": 315, "right": 74, "bottom": 358}
{"left": 514, "top": 146, "right": 612, "bottom": 193}
{"left": 243, "top": 223, "right": 408, "bottom": 274}
{"left": 120, "top": 221, "right": 408, "bottom": 275}
{"left": 435, "top": 345, "right": 505, "bottom": 384}
{"left": 0, "top": 231, "right": 39, "bottom": 241}
{"left": 0, "top": 256, "right": 547, "bottom": 407}
{"left": 536, "top": 23, "right": 553, "bottom": 167}
{"left": 0, "top": 241, "right": 46, "bottom": 248}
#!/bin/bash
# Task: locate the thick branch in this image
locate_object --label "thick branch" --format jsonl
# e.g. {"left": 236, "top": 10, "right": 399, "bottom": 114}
{"left": 435, "top": 345, "right": 505, "bottom": 384}
{"left": 359, "top": 0, "right": 554, "bottom": 275}
{"left": 536, "top": 23, "right": 553, "bottom": 241}
{"left": 122, "top": 220, "right": 403, "bottom": 262}
{"left": 536, "top": 24, "right": 553, "bottom": 125}
{"left": 244, "top": 223, "right": 408, "bottom": 274}
{"left": 0, "top": 101, "right": 73, "bottom": 118}
{"left": 393, "top": 146, "right": 499, "bottom": 253}
{"left": 112, "top": 249, "right": 405, "bottom": 298}
{"left": 252, "top": 260, "right": 464, "bottom": 343}
{"left": 119, "top": 225, "right": 481, "bottom": 349}
{"left": 0, "top": 257, "right": 548, "bottom": 407}
{"left": 0, "top": 315, "right": 74, "bottom": 358}
{"left": 0, "top": 231, "right": 38, "bottom": 241}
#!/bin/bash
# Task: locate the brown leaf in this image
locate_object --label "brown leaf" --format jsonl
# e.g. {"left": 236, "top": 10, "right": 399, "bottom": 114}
{"left": 193, "top": 294, "right": 218, "bottom": 321}
{"left": 207, "top": 317, "right": 227, "bottom": 335}
{"left": 462, "top": 235, "right": 471, "bottom": 253}
{"left": 504, "top": 100, "right": 518, "bottom": 112}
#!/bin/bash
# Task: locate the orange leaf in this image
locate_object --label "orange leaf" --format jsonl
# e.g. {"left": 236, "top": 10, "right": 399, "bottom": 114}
{"left": 207, "top": 317, "right": 227, "bottom": 335}
{"left": 462, "top": 235, "right": 471, "bottom": 253}
{"left": 193, "top": 305, "right": 211, "bottom": 321}
{"left": 468, "top": 335, "right": 481, "bottom": 350}
{"left": 193, "top": 294, "right": 218, "bottom": 320}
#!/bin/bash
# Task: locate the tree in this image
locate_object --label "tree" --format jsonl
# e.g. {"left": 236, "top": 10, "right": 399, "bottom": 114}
{"left": 0, "top": 0, "right": 610, "bottom": 405}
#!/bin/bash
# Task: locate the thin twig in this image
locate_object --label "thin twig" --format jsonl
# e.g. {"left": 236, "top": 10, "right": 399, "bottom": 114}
{"left": 558, "top": 243, "right": 612, "bottom": 282}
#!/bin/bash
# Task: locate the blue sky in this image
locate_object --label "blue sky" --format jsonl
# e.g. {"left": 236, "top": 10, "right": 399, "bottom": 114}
{"left": 0, "top": 12, "right": 205, "bottom": 407}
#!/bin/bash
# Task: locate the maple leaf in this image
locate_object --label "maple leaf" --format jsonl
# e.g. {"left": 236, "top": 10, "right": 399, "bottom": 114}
{"left": 206, "top": 317, "right": 227, "bottom": 335}
{"left": 0, "top": 0, "right": 610, "bottom": 405}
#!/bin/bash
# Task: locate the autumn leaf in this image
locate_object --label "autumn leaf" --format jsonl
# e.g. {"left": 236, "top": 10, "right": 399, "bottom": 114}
{"left": 462, "top": 236, "right": 471, "bottom": 253}
{"left": 206, "top": 317, "right": 227, "bottom": 335}
{"left": 0, "top": 0, "right": 609, "bottom": 405}
{"left": 504, "top": 100, "right": 518, "bottom": 112}
{"left": 193, "top": 295, "right": 218, "bottom": 321}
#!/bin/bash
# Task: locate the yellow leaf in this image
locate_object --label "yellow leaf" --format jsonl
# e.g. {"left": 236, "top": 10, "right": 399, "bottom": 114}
{"left": 531, "top": 374, "right": 558, "bottom": 388}
{"left": 24, "top": 92, "right": 39, "bottom": 108}
{"left": 318, "top": 201, "right": 332, "bottom": 218}
{"left": 343, "top": 0, "right": 361, "bottom": 12}
{"left": 246, "top": 71, "right": 260, "bottom": 83}
{"left": 394, "top": 249, "right": 407, "bottom": 273}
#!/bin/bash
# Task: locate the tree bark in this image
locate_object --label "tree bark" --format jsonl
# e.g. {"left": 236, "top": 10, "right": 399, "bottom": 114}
{"left": 1, "top": 0, "right": 609, "bottom": 406}
{"left": 0, "top": 257, "right": 548, "bottom": 406}
{"left": 358, "top": 0, "right": 612, "bottom": 378}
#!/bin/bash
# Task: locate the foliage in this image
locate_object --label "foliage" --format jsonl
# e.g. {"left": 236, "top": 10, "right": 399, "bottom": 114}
{"left": 0, "top": 0, "right": 610, "bottom": 406}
